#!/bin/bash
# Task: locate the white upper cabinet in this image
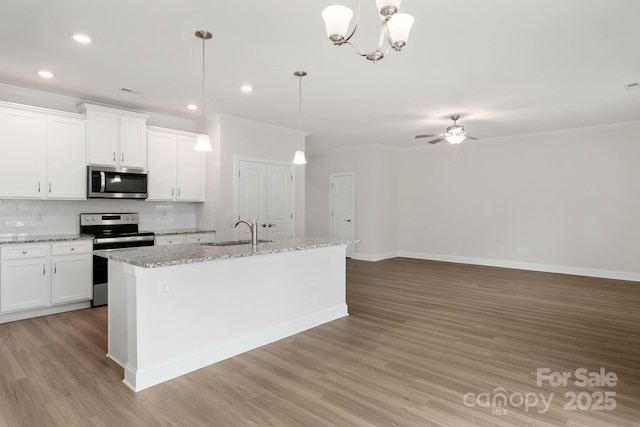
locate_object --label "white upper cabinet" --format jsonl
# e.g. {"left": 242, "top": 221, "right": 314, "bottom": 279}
{"left": 176, "top": 134, "right": 205, "bottom": 201}
{"left": 0, "top": 106, "right": 47, "bottom": 198}
{"left": 147, "top": 127, "right": 205, "bottom": 202}
{"left": 0, "top": 102, "right": 86, "bottom": 200}
{"left": 47, "top": 115, "right": 86, "bottom": 199}
{"left": 147, "top": 130, "right": 176, "bottom": 200}
{"left": 80, "top": 104, "right": 149, "bottom": 168}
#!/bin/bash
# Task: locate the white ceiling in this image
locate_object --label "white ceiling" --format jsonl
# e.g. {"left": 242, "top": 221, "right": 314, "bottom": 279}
{"left": 2, "top": 0, "right": 640, "bottom": 153}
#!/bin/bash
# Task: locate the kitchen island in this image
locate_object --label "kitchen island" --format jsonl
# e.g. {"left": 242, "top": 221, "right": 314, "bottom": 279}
{"left": 95, "top": 237, "right": 354, "bottom": 391}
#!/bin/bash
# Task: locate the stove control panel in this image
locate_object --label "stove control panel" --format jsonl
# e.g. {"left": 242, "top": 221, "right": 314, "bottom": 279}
{"left": 80, "top": 213, "right": 140, "bottom": 226}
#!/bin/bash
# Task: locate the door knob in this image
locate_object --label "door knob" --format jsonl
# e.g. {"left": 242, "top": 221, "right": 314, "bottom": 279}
{"left": 345, "top": 219, "right": 351, "bottom": 222}
{"left": 261, "top": 224, "right": 267, "bottom": 228}
{"left": 268, "top": 223, "right": 275, "bottom": 227}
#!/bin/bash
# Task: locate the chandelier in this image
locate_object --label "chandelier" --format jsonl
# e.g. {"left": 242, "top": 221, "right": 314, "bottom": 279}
{"left": 321, "top": 0, "right": 415, "bottom": 63}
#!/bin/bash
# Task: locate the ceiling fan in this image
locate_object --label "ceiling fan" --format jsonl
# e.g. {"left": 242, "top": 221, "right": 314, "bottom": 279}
{"left": 415, "top": 115, "right": 479, "bottom": 145}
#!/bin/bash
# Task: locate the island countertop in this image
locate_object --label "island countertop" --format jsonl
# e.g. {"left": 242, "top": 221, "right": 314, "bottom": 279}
{"left": 94, "top": 237, "right": 358, "bottom": 268}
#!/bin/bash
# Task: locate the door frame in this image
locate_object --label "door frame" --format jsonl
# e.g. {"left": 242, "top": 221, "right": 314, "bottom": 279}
{"left": 329, "top": 172, "right": 356, "bottom": 257}
{"left": 234, "top": 156, "right": 295, "bottom": 239}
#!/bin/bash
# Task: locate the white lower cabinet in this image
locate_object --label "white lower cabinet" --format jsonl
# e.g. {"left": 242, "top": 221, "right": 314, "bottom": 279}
{"left": 0, "top": 241, "right": 92, "bottom": 315}
{"left": 0, "top": 244, "right": 51, "bottom": 312}
{"left": 155, "top": 235, "right": 186, "bottom": 246}
{"left": 51, "top": 241, "right": 92, "bottom": 305}
{"left": 185, "top": 233, "right": 215, "bottom": 244}
{"left": 156, "top": 233, "right": 215, "bottom": 246}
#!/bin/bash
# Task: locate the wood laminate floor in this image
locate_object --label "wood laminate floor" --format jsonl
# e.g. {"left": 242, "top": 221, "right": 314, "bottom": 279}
{"left": 0, "top": 258, "right": 639, "bottom": 426}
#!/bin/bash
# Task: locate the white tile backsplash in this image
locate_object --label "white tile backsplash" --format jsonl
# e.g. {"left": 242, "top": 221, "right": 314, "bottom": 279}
{"left": 0, "top": 199, "right": 199, "bottom": 237}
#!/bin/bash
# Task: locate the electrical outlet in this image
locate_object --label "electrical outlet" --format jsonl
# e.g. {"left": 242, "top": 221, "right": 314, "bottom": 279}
{"left": 159, "top": 281, "right": 170, "bottom": 296}
{"left": 517, "top": 247, "right": 528, "bottom": 255}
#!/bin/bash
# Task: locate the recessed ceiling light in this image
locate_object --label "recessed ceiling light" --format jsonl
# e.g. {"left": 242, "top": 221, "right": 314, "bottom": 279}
{"left": 38, "top": 70, "right": 54, "bottom": 79}
{"left": 70, "top": 33, "right": 92, "bottom": 44}
{"left": 187, "top": 104, "right": 198, "bottom": 110}
{"left": 240, "top": 85, "right": 253, "bottom": 93}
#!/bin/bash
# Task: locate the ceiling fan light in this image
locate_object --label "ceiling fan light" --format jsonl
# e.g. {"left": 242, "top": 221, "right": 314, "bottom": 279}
{"left": 194, "top": 133, "right": 212, "bottom": 151}
{"left": 293, "top": 150, "right": 307, "bottom": 165}
{"left": 322, "top": 5, "right": 353, "bottom": 43}
{"left": 387, "top": 13, "right": 414, "bottom": 48}
{"left": 377, "top": 0, "right": 401, "bottom": 16}
{"left": 445, "top": 134, "right": 466, "bottom": 145}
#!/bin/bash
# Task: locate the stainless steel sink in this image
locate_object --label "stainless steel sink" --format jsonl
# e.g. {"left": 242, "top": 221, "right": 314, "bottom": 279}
{"left": 205, "top": 239, "right": 271, "bottom": 247}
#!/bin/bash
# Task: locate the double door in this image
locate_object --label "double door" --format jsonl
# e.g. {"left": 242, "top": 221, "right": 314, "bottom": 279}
{"left": 237, "top": 161, "right": 293, "bottom": 241}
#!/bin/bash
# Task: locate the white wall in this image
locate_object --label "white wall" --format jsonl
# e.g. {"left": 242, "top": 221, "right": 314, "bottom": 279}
{"left": 306, "top": 121, "right": 640, "bottom": 280}
{"left": 306, "top": 145, "right": 398, "bottom": 259}
{"left": 199, "top": 115, "right": 305, "bottom": 241}
{"left": 397, "top": 121, "right": 640, "bottom": 279}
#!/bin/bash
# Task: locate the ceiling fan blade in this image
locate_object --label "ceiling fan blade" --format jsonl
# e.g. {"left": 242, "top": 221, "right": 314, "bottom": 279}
{"left": 428, "top": 137, "right": 445, "bottom": 144}
{"left": 415, "top": 133, "right": 439, "bottom": 139}
{"left": 465, "top": 136, "right": 479, "bottom": 140}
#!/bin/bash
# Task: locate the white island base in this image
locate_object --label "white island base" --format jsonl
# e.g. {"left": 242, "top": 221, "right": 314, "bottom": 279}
{"left": 107, "top": 244, "right": 348, "bottom": 391}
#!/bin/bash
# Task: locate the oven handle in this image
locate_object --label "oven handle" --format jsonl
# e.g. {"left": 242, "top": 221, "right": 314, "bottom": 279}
{"left": 94, "top": 235, "right": 155, "bottom": 245}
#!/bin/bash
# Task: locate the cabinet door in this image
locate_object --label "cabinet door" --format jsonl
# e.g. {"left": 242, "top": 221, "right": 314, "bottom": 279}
{"left": 147, "top": 131, "right": 177, "bottom": 200}
{"left": 176, "top": 135, "right": 205, "bottom": 201}
{"left": 47, "top": 115, "right": 86, "bottom": 199}
{"left": 51, "top": 254, "right": 92, "bottom": 304}
{"left": 185, "top": 233, "right": 215, "bottom": 244}
{"left": 87, "top": 110, "right": 118, "bottom": 166}
{"left": 155, "top": 235, "right": 186, "bottom": 246}
{"left": 1, "top": 258, "right": 50, "bottom": 312}
{"left": 0, "top": 107, "right": 47, "bottom": 198}
{"left": 120, "top": 116, "right": 147, "bottom": 168}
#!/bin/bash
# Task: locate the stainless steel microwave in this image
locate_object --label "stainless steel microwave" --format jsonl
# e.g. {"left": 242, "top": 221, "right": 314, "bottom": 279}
{"left": 87, "top": 165, "right": 148, "bottom": 199}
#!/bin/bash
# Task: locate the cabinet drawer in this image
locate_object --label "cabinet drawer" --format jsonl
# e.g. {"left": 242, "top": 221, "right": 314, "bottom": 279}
{"left": 51, "top": 240, "right": 93, "bottom": 255}
{"left": 155, "top": 235, "right": 186, "bottom": 246}
{"left": 185, "top": 233, "right": 215, "bottom": 244}
{"left": 1, "top": 244, "right": 50, "bottom": 260}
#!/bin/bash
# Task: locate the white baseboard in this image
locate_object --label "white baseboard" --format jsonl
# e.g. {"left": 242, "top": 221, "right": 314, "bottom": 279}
{"left": 0, "top": 300, "right": 91, "bottom": 324}
{"left": 351, "top": 251, "right": 398, "bottom": 262}
{"left": 396, "top": 251, "right": 640, "bottom": 282}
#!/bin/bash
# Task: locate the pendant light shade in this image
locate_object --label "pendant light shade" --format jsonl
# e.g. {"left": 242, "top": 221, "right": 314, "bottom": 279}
{"left": 194, "top": 30, "right": 213, "bottom": 152}
{"left": 292, "top": 71, "right": 307, "bottom": 165}
{"left": 194, "top": 133, "right": 212, "bottom": 151}
{"left": 293, "top": 150, "right": 307, "bottom": 165}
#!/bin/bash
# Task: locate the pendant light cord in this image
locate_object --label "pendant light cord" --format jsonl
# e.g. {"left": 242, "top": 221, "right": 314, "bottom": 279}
{"left": 298, "top": 74, "right": 302, "bottom": 148}
{"left": 201, "top": 35, "right": 206, "bottom": 134}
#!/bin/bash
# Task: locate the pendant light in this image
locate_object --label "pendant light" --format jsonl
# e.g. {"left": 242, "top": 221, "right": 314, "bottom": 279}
{"left": 292, "top": 71, "right": 307, "bottom": 165}
{"left": 194, "top": 30, "right": 213, "bottom": 152}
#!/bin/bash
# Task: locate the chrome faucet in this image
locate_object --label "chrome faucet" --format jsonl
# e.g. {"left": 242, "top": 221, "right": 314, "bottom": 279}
{"left": 231, "top": 218, "right": 258, "bottom": 247}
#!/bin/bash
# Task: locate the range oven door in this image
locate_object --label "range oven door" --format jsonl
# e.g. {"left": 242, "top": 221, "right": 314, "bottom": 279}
{"left": 92, "top": 236, "right": 154, "bottom": 307}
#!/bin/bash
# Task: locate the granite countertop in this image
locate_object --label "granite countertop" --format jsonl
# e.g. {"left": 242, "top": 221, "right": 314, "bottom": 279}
{"left": 147, "top": 229, "right": 216, "bottom": 236}
{"left": 0, "top": 234, "right": 93, "bottom": 245}
{"left": 94, "top": 237, "right": 359, "bottom": 268}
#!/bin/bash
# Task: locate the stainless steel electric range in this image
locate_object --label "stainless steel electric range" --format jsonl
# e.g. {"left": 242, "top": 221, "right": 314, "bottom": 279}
{"left": 80, "top": 213, "right": 154, "bottom": 306}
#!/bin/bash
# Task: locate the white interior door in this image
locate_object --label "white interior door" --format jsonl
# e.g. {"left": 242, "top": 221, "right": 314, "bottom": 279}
{"left": 237, "top": 160, "right": 293, "bottom": 241}
{"left": 266, "top": 164, "right": 293, "bottom": 241}
{"left": 237, "top": 161, "right": 267, "bottom": 240}
{"left": 330, "top": 173, "right": 355, "bottom": 257}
